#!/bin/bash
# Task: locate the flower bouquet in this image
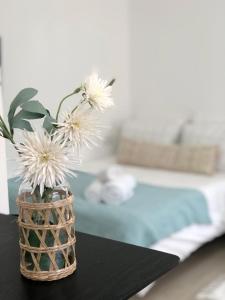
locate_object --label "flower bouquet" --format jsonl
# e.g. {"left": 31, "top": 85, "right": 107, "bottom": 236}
{"left": 0, "top": 73, "right": 115, "bottom": 281}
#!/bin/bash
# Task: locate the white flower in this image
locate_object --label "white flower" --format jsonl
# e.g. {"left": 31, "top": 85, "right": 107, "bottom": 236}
{"left": 84, "top": 73, "right": 114, "bottom": 111}
{"left": 16, "top": 131, "right": 77, "bottom": 195}
{"left": 55, "top": 110, "right": 102, "bottom": 151}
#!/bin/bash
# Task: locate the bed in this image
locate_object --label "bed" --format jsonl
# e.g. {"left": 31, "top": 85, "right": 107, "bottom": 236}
{"left": 7, "top": 155, "right": 225, "bottom": 296}
{"left": 8, "top": 155, "right": 225, "bottom": 258}
{"left": 79, "top": 156, "right": 225, "bottom": 296}
{"left": 79, "top": 155, "right": 225, "bottom": 249}
{"left": 6, "top": 109, "right": 225, "bottom": 297}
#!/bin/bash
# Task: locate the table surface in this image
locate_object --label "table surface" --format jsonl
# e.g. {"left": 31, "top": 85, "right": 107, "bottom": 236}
{"left": 0, "top": 214, "right": 179, "bottom": 300}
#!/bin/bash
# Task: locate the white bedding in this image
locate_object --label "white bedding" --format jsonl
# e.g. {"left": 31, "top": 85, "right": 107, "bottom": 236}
{"left": 80, "top": 156, "right": 225, "bottom": 296}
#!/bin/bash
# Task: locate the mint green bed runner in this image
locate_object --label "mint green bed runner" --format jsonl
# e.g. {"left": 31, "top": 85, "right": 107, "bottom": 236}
{"left": 8, "top": 171, "right": 211, "bottom": 247}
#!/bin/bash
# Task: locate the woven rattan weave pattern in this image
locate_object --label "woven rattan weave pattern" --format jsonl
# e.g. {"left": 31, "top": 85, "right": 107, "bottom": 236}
{"left": 17, "top": 193, "right": 76, "bottom": 281}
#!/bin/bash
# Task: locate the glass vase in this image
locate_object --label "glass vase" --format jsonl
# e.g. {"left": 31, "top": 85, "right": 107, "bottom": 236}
{"left": 17, "top": 184, "right": 76, "bottom": 281}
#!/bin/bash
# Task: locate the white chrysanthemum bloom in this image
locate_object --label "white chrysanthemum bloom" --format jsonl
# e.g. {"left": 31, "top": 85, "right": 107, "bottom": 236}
{"left": 16, "top": 130, "right": 77, "bottom": 195}
{"left": 55, "top": 110, "right": 102, "bottom": 151}
{"left": 84, "top": 73, "right": 114, "bottom": 111}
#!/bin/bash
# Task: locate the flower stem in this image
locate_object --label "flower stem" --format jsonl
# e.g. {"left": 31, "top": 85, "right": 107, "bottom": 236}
{"left": 42, "top": 187, "right": 54, "bottom": 202}
{"left": 56, "top": 86, "right": 82, "bottom": 121}
{"left": 71, "top": 97, "right": 87, "bottom": 114}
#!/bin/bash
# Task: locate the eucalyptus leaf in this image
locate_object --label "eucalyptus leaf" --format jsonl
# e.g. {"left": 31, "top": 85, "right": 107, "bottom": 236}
{"left": 11, "top": 110, "right": 45, "bottom": 132}
{"left": 13, "top": 110, "right": 44, "bottom": 121}
{"left": 8, "top": 88, "right": 38, "bottom": 131}
{"left": 22, "top": 100, "right": 47, "bottom": 115}
{"left": 12, "top": 119, "right": 33, "bottom": 132}
{"left": 43, "top": 114, "right": 56, "bottom": 133}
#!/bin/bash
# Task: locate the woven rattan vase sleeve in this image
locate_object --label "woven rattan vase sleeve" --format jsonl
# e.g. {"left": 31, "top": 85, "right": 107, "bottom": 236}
{"left": 17, "top": 191, "right": 76, "bottom": 281}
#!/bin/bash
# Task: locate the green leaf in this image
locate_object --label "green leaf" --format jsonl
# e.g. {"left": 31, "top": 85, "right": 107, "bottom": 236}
{"left": 43, "top": 114, "right": 56, "bottom": 133}
{"left": 13, "top": 110, "right": 44, "bottom": 121}
{"left": 8, "top": 88, "right": 38, "bottom": 131}
{"left": 12, "top": 119, "right": 33, "bottom": 132}
{"left": 21, "top": 100, "right": 47, "bottom": 115}
{"left": 11, "top": 109, "right": 45, "bottom": 132}
{"left": 0, "top": 126, "right": 10, "bottom": 139}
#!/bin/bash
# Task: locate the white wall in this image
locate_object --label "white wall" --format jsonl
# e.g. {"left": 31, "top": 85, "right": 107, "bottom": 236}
{"left": 0, "top": 138, "right": 8, "bottom": 214}
{"left": 130, "top": 0, "right": 225, "bottom": 119}
{"left": 0, "top": 0, "right": 131, "bottom": 176}
{"left": 0, "top": 65, "right": 9, "bottom": 214}
{"left": 2, "top": 0, "right": 225, "bottom": 179}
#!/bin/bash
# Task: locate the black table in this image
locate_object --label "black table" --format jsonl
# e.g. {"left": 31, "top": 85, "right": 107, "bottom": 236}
{"left": 0, "top": 214, "right": 179, "bottom": 300}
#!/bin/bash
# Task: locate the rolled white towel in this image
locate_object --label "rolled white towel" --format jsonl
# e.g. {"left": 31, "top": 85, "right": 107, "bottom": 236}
{"left": 101, "top": 175, "right": 137, "bottom": 205}
{"left": 85, "top": 180, "right": 103, "bottom": 203}
{"left": 97, "top": 165, "right": 124, "bottom": 183}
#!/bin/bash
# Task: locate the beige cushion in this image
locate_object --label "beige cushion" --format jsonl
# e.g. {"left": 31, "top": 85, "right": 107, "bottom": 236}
{"left": 117, "top": 138, "right": 218, "bottom": 175}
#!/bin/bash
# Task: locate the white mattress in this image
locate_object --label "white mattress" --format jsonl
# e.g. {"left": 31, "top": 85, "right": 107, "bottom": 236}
{"left": 80, "top": 156, "right": 225, "bottom": 296}
{"left": 81, "top": 156, "right": 225, "bottom": 225}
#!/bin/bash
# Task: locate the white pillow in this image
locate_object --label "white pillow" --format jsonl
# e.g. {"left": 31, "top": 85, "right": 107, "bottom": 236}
{"left": 121, "top": 117, "right": 185, "bottom": 144}
{"left": 181, "top": 122, "right": 225, "bottom": 171}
